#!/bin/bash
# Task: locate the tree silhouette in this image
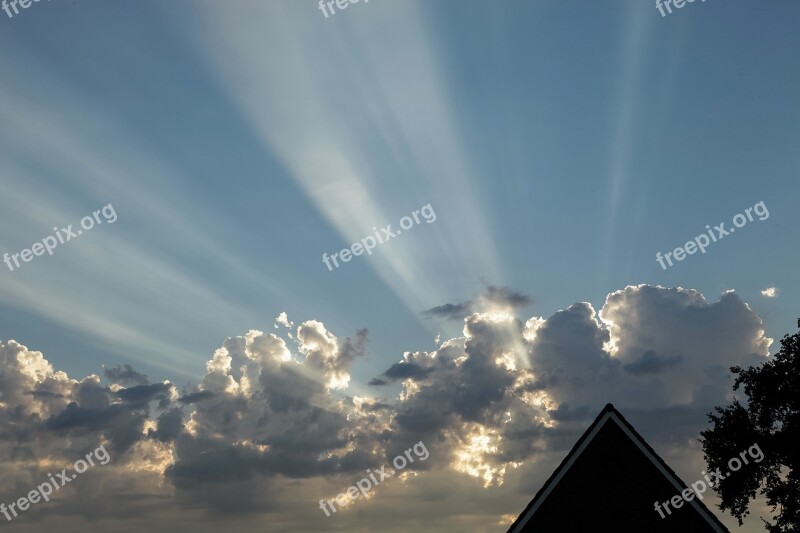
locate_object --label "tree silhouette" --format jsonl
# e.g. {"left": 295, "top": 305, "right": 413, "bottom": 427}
{"left": 700, "top": 318, "right": 800, "bottom": 532}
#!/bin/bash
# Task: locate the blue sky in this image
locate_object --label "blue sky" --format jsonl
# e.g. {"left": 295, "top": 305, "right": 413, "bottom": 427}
{"left": 1, "top": 0, "right": 797, "bottom": 387}
{"left": 0, "top": 1, "right": 797, "bottom": 531}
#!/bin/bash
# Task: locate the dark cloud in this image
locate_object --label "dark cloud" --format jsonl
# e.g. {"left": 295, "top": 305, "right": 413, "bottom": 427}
{"left": 103, "top": 364, "right": 149, "bottom": 385}
{"left": 260, "top": 361, "right": 325, "bottom": 412}
{"left": 483, "top": 283, "right": 532, "bottom": 309}
{"left": 179, "top": 390, "right": 216, "bottom": 404}
{"left": 115, "top": 382, "right": 174, "bottom": 408}
{"left": 166, "top": 437, "right": 270, "bottom": 487}
{"left": 149, "top": 407, "right": 184, "bottom": 442}
{"left": 623, "top": 350, "right": 682, "bottom": 375}
{"left": 424, "top": 283, "right": 533, "bottom": 321}
{"left": 46, "top": 402, "right": 121, "bottom": 431}
{"left": 337, "top": 328, "right": 369, "bottom": 368}
{"left": 423, "top": 302, "right": 472, "bottom": 320}
{"left": 45, "top": 402, "right": 148, "bottom": 453}
{"left": 371, "top": 361, "right": 435, "bottom": 384}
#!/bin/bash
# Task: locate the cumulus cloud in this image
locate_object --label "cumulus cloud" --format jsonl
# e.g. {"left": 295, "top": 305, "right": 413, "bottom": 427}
{"left": 275, "top": 311, "right": 294, "bottom": 328}
{"left": 0, "top": 285, "right": 775, "bottom": 531}
{"left": 761, "top": 287, "right": 778, "bottom": 298}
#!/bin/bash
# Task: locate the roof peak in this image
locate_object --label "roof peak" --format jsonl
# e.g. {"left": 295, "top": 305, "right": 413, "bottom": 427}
{"left": 507, "top": 403, "right": 729, "bottom": 533}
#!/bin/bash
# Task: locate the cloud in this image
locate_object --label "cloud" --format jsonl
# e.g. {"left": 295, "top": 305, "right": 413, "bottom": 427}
{"left": 547, "top": 403, "right": 591, "bottom": 422}
{"left": 178, "top": 390, "right": 216, "bottom": 404}
{"left": 0, "top": 285, "right": 775, "bottom": 530}
{"left": 761, "top": 287, "right": 778, "bottom": 298}
{"left": 103, "top": 364, "right": 149, "bottom": 385}
{"left": 622, "top": 350, "right": 682, "bottom": 375}
{"left": 423, "top": 283, "right": 532, "bottom": 321}
{"left": 369, "top": 360, "right": 435, "bottom": 385}
{"left": 114, "top": 382, "right": 174, "bottom": 408}
{"left": 274, "top": 312, "right": 294, "bottom": 328}
{"left": 483, "top": 283, "right": 532, "bottom": 309}
{"left": 423, "top": 302, "right": 473, "bottom": 320}
{"left": 148, "top": 407, "right": 184, "bottom": 443}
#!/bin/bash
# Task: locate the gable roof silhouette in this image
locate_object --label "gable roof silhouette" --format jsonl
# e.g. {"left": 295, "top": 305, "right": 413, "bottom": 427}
{"left": 507, "top": 403, "right": 730, "bottom": 532}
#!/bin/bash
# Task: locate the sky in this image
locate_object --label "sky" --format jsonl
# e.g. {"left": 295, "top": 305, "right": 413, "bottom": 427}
{"left": 0, "top": 0, "right": 798, "bottom": 531}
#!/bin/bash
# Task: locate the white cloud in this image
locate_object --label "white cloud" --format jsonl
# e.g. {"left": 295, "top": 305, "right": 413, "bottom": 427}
{"left": 0, "top": 285, "right": 777, "bottom": 531}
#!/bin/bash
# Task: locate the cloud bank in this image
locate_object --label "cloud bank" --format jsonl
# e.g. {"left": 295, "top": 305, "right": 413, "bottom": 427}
{"left": 0, "top": 285, "right": 773, "bottom": 532}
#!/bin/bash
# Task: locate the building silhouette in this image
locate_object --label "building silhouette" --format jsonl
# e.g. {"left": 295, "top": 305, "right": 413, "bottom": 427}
{"left": 507, "top": 404, "right": 729, "bottom": 532}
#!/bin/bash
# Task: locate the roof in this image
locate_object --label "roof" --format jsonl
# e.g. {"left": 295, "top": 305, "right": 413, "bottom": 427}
{"left": 507, "top": 403, "right": 730, "bottom": 532}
